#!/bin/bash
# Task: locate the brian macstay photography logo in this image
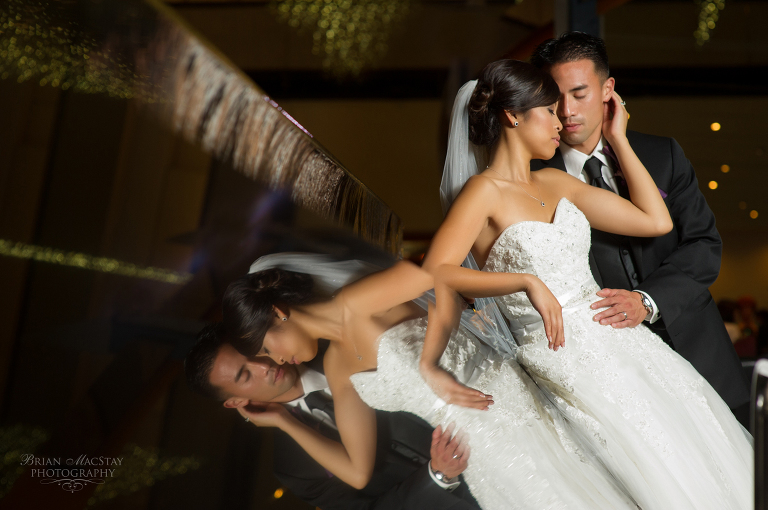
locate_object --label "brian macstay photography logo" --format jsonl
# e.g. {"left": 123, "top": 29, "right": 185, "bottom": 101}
{"left": 21, "top": 453, "right": 123, "bottom": 493}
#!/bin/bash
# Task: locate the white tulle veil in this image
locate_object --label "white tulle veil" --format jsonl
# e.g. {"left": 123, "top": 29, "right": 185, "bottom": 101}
{"left": 439, "top": 79, "right": 488, "bottom": 214}
{"left": 437, "top": 80, "right": 517, "bottom": 357}
{"left": 249, "top": 252, "right": 381, "bottom": 295}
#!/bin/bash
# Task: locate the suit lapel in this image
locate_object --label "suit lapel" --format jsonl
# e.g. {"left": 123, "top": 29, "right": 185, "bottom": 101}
{"left": 537, "top": 150, "right": 566, "bottom": 172}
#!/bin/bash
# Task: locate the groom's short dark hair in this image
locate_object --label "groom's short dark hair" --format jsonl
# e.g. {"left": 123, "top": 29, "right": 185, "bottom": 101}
{"left": 185, "top": 323, "right": 228, "bottom": 401}
{"left": 530, "top": 32, "right": 610, "bottom": 81}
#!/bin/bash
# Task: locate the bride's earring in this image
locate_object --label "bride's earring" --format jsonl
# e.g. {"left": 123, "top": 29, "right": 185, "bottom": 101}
{"left": 282, "top": 317, "right": 287, "bottom": 321}
{"left": 514, "top": 121, "right": 519, "bottom": 127}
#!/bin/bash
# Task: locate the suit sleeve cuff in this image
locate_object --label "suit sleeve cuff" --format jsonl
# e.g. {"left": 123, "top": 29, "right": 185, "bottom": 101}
{"left": 635, "top": 290, "right": 661, "bottom": 324}
{"left": 428, "top": 461, "right": 461, "bottom": 491}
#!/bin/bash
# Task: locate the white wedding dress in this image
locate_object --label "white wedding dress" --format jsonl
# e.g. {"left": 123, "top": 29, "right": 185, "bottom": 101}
{"left": 481, "top": 197, "right": 753, "bottom": 510}
{"left": 351, "top": 316, "right": 638, "bottom": 510}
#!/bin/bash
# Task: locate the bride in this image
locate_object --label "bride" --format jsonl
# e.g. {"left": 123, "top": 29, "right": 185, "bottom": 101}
{"left": 419, "top": 59, "right": 752, "bottom": 509}
{"left": 223, "top": 255, "right": 638, "bottom": 509}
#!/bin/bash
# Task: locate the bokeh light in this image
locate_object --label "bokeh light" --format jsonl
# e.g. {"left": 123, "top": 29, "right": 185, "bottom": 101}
{"left": 710, "top": 122, "right": 721, "bottom": 131}
{"left": 708, "top": 181, "right": 718, "bottom": 190}
{"left": 721, "top": 164, "right": 730, "bottom": 173}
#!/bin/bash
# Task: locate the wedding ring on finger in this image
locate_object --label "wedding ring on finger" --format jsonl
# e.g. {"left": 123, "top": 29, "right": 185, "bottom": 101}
{"left": 620, "top": 101, "right": 626, "bottom": 106}
{"left": 622, "top": 312, "right": 628, "bottom": 320}
{"left": 452, "top": 454, "right": 460, "bottom": 459}
{"left": 245, "top": 417, "right": 249, "bottom": 423}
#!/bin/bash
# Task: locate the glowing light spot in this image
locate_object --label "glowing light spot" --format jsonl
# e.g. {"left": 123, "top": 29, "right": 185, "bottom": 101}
{"left": 750, "top": 210, "right": 759, "bottom": 219}
{"left": 274, "top": 488, "right": 285, "bottom": 499}
{"left": 720, "top": 164, "right": 730, "bottom": 173}
{"left": 739, "top": 201, "right": 747, "bottom": 210}
{"left": 710, "top": 122, "right": 721, "bottom": 132}
{"left": 708, "top": 181, "right": 718, "bottom": 190}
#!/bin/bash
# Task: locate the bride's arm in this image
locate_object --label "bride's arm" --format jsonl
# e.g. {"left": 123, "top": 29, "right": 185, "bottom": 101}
{"left": 343, "top": 260, "right": 433, "bottom": 316}
{"left": 564, "top": 91, "right": 673, "bottom": 237}
{"left": 239, "top": 402, "right": 372, "bottom": 489}
{"left": 265, "top": 365, "right": 377, "bottom": 490}
{"left": 419, "top": 278, "right": 495, "bottom": 409}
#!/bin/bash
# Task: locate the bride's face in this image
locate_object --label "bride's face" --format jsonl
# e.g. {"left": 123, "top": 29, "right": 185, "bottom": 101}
{"left": 517, "top": 104, "right": 562, "bottom": 160}
{"left": 256, "top": 315, "right": 318, "bottom": 366}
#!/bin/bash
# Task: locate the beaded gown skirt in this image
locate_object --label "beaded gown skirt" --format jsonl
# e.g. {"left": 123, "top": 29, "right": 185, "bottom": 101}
{"left": 482, "top": 197, "right": 753, "bottom": 510}
{"left": 351, "top": 316, "right": 638, "bottom": 510}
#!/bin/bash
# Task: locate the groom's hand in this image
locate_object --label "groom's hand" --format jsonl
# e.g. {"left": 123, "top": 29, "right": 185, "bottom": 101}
{"left": 431, "top": 424, "right": 469, "bottom": 480}
{"left": 591, "top": 288, "right": 645, "bottom": 328}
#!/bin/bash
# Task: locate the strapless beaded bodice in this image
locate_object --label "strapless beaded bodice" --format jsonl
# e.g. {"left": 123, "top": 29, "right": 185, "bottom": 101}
{"left": 483, "top": 198, "right": 600, "bottom": 322}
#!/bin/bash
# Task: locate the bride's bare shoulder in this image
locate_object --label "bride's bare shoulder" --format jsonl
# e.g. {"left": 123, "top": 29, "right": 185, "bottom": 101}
{"left": 454, "top": 173, "right": 503, "bottom": 204}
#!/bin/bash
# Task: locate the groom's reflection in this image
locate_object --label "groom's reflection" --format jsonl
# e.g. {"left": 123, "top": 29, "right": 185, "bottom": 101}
{"left": 185, "top": 324, "right": 480, "bottom": 509}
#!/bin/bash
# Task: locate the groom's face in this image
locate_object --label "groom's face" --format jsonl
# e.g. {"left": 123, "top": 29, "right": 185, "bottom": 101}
{"left": 548, "top": 59, "right": 614, "bottom": 154}
{"left": 209, "top": 343, "right": 301, "bottom": 408}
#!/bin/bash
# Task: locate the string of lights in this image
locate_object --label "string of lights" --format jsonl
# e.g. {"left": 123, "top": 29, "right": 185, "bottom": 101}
{"left": 273, "top": 0, "right": 411, "bottom": 77}
{"left": 0, "top": 0, "right": 160, "bottom": 100}
{"left": 0, "top": 239, "right": 193, "bottom": 285}
{"left": 694, "top": 0, "right": 725, "bottom": 45}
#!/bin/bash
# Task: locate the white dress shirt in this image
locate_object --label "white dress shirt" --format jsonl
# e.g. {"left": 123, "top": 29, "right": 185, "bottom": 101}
{"left": 284, "top": 366, "right": 336, "bottom": 430}
{"left": 560, "top": 137, "right": 660, "bottom": 324}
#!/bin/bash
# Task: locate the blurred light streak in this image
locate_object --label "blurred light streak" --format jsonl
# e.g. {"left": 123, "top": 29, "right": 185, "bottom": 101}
{"left": 0, "top": 239, "right": 192, "bottom": 284}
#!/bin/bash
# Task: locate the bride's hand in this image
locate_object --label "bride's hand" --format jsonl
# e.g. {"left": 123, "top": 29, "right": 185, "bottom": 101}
{"left": 237, "top": 402, "right": 291, "bottom": 429}
{"left": 420, "top": 364, "right": 493, "bottom": 410}
{"left": 523, "top": 275, "right": 565, "bottom": 351}
{"left": 601, "top": 90, "right": 628, "bottom": 148}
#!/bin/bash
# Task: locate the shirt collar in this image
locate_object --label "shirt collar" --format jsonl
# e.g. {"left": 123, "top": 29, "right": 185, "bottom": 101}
{"left": 560, "top": 136, "right": 609, "bottom": 177}
{"left": 284, "top": 366, "right": 329, "bottom": 407}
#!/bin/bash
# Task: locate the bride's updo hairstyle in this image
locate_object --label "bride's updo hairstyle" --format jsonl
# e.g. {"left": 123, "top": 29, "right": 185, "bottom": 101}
{"left": 468, "top": 59, "right": 560, "bottom": 148}
{"left": 223, "top": 268, "right": 315, "bottom": 357}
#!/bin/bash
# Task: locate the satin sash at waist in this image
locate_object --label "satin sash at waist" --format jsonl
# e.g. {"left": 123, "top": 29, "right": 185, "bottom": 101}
{"left": 507, "top": 278, "right": 596, "bottom": 339}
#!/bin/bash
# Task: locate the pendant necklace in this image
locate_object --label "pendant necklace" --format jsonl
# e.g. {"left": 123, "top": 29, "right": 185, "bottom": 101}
{"left": 488, "top": 167, "right": 546, "bottom": 207}
{"left": 349, "top": 335, "right": 363, "bottom": 361}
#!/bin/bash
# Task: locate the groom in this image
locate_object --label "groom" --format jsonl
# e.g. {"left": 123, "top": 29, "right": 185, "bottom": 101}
{"left": 529, "top": 32, "right": 749, "bottom": 425}
{"left": 185, "top": 324, "right": 480, "bottom": 509}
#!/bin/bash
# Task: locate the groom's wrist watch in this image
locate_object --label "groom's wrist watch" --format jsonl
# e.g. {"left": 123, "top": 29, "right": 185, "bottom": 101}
{"left": 428, "top": 461, "right": 461, "bottom": 490}
{"left": 633, "top": 291, "right": 654, "bottom": 321}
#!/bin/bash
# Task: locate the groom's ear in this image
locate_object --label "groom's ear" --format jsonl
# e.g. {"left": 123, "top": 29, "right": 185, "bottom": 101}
{"left": 223, "top": 397, "right": 247, "bottom": 409}
{"left": 602, "top": 77, "right": 616, "bottom": 102}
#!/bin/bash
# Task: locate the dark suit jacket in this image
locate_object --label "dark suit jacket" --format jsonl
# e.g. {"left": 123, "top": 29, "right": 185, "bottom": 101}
{"left": 532, "top": 130, "right": 748, "bottom": 409}
{"left": 272, "top": 408, "right": 480, "bottom": 510}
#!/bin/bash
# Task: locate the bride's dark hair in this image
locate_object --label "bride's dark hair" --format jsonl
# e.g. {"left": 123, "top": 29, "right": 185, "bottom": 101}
{"left": 468, "top": 59, "right": 560, "bottom": 148}
{"left": 223, "top": 268, "right": 315, "bottom": 356}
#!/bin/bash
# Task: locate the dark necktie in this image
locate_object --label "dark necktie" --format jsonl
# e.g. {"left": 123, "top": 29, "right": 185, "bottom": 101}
{"left": 303, "top": 391, "right": 335, "bottom": 423}
{"left": 583, "top": 156, "right": 613, "bottom": 192}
